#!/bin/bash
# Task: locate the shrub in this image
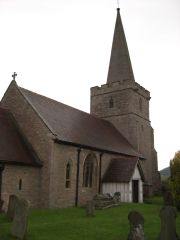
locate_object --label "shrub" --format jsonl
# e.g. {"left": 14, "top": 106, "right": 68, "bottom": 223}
{"left": 170, "top": 151, "right": 180, "bottom": 210}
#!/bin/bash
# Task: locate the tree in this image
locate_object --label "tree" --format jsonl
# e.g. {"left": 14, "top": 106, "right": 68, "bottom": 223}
{"left": 170, "top": 151, "right": 180, "bottom": 210}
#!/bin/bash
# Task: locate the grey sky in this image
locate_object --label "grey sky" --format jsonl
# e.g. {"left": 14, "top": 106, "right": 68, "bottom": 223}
{"left": 0, "top": 0, "right": 179, "bottom": 170}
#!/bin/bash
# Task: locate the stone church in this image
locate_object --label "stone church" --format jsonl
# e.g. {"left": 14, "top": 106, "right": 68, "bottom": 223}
{"left": 0, "top": 9, "right": 160, "bottom": 210}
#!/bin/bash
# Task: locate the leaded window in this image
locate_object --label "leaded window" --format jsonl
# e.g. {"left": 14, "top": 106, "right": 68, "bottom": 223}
{"left": 65, "top": 162, "right": 71, "bottom": 188}
{"left": 83, "top": 157, "right": 93, "bottom": 188}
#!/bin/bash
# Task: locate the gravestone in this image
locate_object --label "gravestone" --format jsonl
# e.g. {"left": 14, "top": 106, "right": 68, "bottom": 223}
{"left": 86, "top": 200, "right": 95, "bottom": 217}
{"left": 11, "top": 198, "right": 29, "bottom": 240}
{"left": 128, "top": 211, "right": 145, "bottom": 240}
{"left": 7, "top": 195, "right": 18, "bottom": 220}
{"left": 162, "top": 186, "right": 174, "bottom": 206}
{"left": 159, "top": 206, "right": 179, "bottom": 240}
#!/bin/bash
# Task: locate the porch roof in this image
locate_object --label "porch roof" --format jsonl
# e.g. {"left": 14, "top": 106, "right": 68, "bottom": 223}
{"left": 102, "top": 157, "right": 144, "bottom": 183}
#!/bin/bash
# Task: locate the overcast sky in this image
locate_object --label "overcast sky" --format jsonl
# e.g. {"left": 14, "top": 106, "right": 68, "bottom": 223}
{"left": 0, "top": 0, "right": 179, "bottom": 170}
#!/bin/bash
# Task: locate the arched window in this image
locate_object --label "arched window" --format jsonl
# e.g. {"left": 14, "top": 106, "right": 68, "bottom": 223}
{"left": 109, "top": 97, "right": 114, "bottom": 108}
{"left": 65, "top": 161, "right": 72, "bottom": 188}
{"left": 83, "top": 154, "right": 97, "bottom": 188}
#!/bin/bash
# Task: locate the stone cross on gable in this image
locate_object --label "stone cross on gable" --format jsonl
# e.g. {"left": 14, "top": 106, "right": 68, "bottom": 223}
{"left": 12, "top": 72, "right": 17, "bottom": 81}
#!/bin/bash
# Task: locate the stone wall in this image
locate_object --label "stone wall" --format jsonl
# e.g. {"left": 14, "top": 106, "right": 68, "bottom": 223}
{"left": 91, "top": 80, "right": 159, "bottom": 194}
{"left": 1, "top": 81, "right": 147, "bottom": 209}
{"left": 49, "top": 142, "right": 119, "bottom": 208}
{"left": 1, "top": 165, "right": 40, "bottom": 211}
{"left": 1, "top": 81, "right": 53, "bottom": 208}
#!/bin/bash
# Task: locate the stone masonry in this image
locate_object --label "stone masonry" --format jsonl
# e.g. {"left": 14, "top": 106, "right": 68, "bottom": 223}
{"left": 1, "top": 81, "right": 123, "bottom": 209}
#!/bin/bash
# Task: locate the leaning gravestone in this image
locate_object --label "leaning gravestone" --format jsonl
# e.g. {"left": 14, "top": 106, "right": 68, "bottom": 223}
{"left": 7, "top": 195, "right": 18, "bottom": 220}
{"left": 159, "top": 187, "right": 179, "bottom": 240}
{"left": 11, "top": 198, "right": 29, "bottom": 240}
{"left": 128, "top": 211, "right": 145, "bottom": 240}
{"left": 159, "top": 206, "right": 179, "bottom": 240}
{"left": 86, "top": 200, "right": 95, "bottom": 217}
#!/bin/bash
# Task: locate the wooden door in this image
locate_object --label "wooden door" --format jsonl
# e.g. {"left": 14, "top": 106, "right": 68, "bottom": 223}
{"left": 132, "top": 180, "right": 139, "bottom": 203}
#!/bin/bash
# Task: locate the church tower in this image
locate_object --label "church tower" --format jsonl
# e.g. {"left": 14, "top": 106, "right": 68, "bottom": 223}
{"left": 90, "top": 9, "right": 159, "bottom": 195}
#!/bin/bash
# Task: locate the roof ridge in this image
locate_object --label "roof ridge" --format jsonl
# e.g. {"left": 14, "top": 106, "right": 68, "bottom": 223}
{"left": 1, "top": 80, "right": 17, "bottom": 103}
{"left": 19, "top": 86, "right": 116, "bottom": 125}
{"left": 18, "top": 86, "right": 143, "bottom": 157}
{"left": 19, "top": 86, "right": 91, "bottom": 114}
{"left": 17, "top": 86, "right": 57, "bottom": 136}
{"left": 7, "top": 83, "right": 142, "bottom": 158}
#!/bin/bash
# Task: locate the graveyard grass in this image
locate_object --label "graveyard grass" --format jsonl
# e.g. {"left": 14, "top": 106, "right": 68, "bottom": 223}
{"left": 0, "top": 197, "right": 180, "bottom": 240}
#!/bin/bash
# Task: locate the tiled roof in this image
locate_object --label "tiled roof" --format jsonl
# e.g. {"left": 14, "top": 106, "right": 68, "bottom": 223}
{"left": 102, "top": 157, "right": 143, "bottom": 183}
{"left": 19, "top": 85, "right": 143, "bottom": 158}
{"left": 0, "top": 107, "right": 41, "bottom": 166}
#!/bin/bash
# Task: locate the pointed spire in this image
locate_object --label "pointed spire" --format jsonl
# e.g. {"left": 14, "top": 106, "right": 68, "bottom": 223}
{"left": 107, "top": 9, "right": 135, "bottom": 83}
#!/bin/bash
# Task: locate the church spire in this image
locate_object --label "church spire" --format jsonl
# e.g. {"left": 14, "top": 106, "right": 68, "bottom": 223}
{"left": 107, "top": 8, "right": 135, "bottom": 83}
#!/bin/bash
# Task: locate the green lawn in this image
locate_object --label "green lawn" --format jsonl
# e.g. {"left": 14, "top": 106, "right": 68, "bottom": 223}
{"left": 0, "top": 197, "right": 180, "bottom": 240}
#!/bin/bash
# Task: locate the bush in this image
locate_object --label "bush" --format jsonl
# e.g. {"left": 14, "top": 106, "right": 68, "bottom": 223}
{"left": 170, "top": 151, "right": 180, "bottom": 210}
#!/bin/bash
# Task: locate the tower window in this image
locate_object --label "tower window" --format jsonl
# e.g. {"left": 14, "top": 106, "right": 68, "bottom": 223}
{"left": 139, "top": 98, "right": 143, "bottom": 112}
{"left": 109, "top": 97, "right": 114, "bottom": 108}
{"left": 65, "top": 161, "right": 72, "bottom": 188}
{"left": 18, "top": 179, "right": 22, "bottom": 190}
{"left": 141, "top": 125, "right": 144, "bottom": 132}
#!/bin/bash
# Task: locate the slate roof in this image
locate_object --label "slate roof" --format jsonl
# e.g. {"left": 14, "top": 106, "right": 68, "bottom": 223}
{"left": 102, "top": 157, "right": 144, "bottom": 183}
{"left": 0, "top": 107, "right": 42, "bottom": 166}
{"left": 18, "top": 84, "right": 143, "bottom": 158}
{"left": 107, "top": 8, "right": 135, "bottom": 83}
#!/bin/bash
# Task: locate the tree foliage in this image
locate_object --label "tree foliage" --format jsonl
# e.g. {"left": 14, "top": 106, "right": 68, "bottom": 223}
{"left": 170, "top": 151, "right": 180, "bottom": 210}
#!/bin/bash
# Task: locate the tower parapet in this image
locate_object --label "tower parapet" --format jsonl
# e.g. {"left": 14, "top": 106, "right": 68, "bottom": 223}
{"left": 91, "top": 81, "right": 150, "bottom": 100}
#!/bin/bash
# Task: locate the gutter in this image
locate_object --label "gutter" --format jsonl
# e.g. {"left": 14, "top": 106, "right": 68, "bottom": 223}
{"left": 98, "top": 152, "right": 103, "bottom": 193}
{"left": 54, "top": 138, "right": 144, "bottom": 160}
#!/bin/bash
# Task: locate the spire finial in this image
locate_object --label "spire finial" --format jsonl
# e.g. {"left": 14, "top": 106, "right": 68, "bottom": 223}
{"left": 12, "top": 72, "right": 17, "bottom": 81}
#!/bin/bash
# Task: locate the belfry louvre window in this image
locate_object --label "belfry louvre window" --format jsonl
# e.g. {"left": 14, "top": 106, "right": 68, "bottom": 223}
{"left": 109, "top": 97, "right": 114, "bottom": 108}
{"left": 65, "top": 162, "right": 71, "bottom": 188}
{"left": 18, "top": 179, "right": 22, "bottom": 190}
{"left": 83, "top": 157, "right": 93, "bottom": 187}
{"left": 139, "top": 98, "right": 143, "bottom": 112}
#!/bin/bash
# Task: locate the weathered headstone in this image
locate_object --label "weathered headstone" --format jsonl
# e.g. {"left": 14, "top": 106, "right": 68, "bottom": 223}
{"left": 7, "top": 195, "right": 18, "bottom": 220}
{"left": 161, "top": 186, "right": 174, "bottom": 206}
{"left": 11, "top": 198, "right": 29, "bottom": 240}
{"left": 128, "top": 211, "right": 145, "bottom": 240}
{"left": 86, "top": 200, "right": 95, "bottom": 217}
{"left": 159, "top": 206, "right": 179, "bottom": 240}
